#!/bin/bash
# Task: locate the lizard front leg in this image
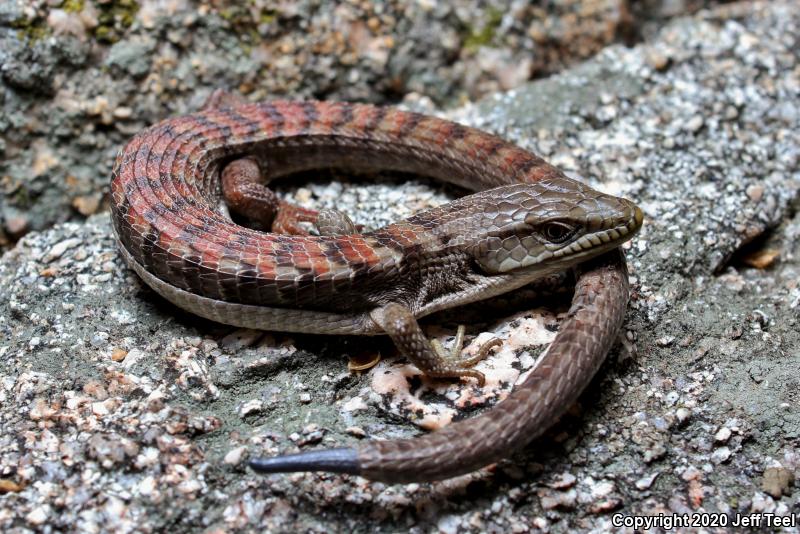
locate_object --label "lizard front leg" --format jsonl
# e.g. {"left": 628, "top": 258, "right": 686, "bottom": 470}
{"left": 371, "top": 303, "right": 500, "bottom": 386}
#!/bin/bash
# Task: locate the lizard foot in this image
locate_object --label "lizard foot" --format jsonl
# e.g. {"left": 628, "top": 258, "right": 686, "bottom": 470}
{"left": 428, "top": 326, "right": 501, "bottom": 386}
{"left": 432, "top": 325, "right": 502, "bottom": 369}
{"left": 374, "top": 303, "right": 501, "bottom": 387}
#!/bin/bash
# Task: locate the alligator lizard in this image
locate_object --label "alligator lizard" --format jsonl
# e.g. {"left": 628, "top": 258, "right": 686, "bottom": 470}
{"left": 110, "top": 99, "right": 643, "bottom": 483}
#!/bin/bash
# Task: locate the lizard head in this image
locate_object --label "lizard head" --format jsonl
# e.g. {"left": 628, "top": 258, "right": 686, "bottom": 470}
{"left": 463, "top": 182, "right": 643, "bottom": 275}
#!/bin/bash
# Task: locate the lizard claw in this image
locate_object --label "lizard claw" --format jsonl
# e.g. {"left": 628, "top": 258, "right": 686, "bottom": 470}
{"left": 428, "top": 326, "right": 502, "bottom": 386}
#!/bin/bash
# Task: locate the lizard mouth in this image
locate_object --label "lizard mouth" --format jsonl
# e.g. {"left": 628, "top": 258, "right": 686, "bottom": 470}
{"left": 550, "top": 203, "right": 643, "bottom": 259}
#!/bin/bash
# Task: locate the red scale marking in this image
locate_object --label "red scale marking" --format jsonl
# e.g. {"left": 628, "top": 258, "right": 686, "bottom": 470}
{"left": 311, "top": 101, "right": 339, "bottom": 135}
{"left": 127, "top": 191, "right": 153, "bottom": 223}
{"left": 128, "top": 210, "right": 150, "bottom": 235}
{"left": 210, "top": 109, "right": 253, "bottom": 140}
{"left": 173, "top": 115, "right": 206, "bottom": 136}
{"left": 304, "top": 241, "right": 332, "bottom": 277}
{"left": 427, "top": 119, "right": 455, "bottom": 148}
{"left": 156, "top": 223, "right": 183, "bottom": 252}
{"left": 501, "top": 147, "right": 531, "bottom": 175}
{"left": 403, "top": 116, "right": 432, "bottom": 144}
{"left": 348, "top": 238, "right": 383, "bottom": 266}
{"left": 414, "top": 117, "right": 443, "bottom": 146}
{"left": 251, "top": 106, "right": 281, "bottom": 137}
{"left": 350, "top": 105, "right": 379, "bottom": 131}
{"left": 272, "top": 101, "right": 308, "bottom": 136}
{"left": 254, "top": 254, "right": 276, "bottom": 278}
{"left": 384, "top": 107, "right": 408, "bottom": 136}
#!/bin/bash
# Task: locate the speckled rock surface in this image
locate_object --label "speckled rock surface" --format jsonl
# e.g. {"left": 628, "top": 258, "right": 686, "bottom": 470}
{"left": 1, "top": 1, "right": 799, "bottom": 532}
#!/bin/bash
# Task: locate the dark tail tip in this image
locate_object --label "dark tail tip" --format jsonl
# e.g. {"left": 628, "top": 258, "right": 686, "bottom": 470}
{"left": 249, "top": 447, "right": 360, "bottom": 476}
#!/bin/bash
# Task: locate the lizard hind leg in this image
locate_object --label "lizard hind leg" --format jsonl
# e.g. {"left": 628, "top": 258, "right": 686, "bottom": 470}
{"left": 373, "top": 303, "right": 499, "bottom": 387}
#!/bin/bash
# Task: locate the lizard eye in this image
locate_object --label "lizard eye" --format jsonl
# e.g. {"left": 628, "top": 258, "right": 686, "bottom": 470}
{"left": 541, "top": 222, "right": 577, "bottom": 244}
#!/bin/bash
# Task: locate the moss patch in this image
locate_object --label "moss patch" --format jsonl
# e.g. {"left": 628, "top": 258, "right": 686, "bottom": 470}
{"left": 216, "top": 3, "right": 278, "bottom": 51}
{"left": 10, "top": 13, "right": 51, "bottom": 43}
{"left": 61, "top": 0, "right": 86, "bottom": 13}
{"left": 92, "top": 0, "right": 140, "bottom": 43}
{"left": 463, "top": 8, "right": 503, "bottom": 51}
